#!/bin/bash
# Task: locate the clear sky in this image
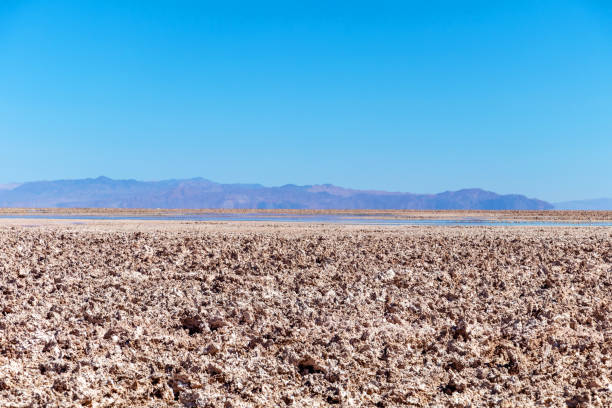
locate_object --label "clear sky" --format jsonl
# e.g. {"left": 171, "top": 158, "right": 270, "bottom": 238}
{"left": 1, "top": 1, "right": 611, "bottom": 202}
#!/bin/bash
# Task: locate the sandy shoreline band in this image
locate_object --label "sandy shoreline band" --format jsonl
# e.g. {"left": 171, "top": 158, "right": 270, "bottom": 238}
{"left": 0, "top": 208, "right": 611, "bottom": 222}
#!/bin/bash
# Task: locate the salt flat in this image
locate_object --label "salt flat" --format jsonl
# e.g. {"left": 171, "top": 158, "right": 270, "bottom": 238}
{"left": 0, "top": 218, "right": 610, "bottom": 407}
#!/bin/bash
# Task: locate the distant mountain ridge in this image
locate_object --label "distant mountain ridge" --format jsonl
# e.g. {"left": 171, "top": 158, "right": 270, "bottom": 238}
{"left": 0, "top": 176, "right": 553, "bottom": 210}
{"left": 554, "top": 198, "right": 612, "bottom": 211}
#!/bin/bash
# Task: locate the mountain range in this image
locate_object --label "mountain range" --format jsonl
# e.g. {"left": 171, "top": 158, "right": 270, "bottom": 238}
{"left": 553, "top": 198, "right": 612, "bottom": 211}
{"left": 0, "top": 176, "right": 554, "bottom": 210}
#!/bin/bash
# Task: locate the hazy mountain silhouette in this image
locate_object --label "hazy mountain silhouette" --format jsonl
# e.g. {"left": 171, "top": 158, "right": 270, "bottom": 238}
{"left": 554, "top": 198, "right": 612, "bottom": 210}
{"left": 0, "top": 176, "right": 553, "bottom": 210}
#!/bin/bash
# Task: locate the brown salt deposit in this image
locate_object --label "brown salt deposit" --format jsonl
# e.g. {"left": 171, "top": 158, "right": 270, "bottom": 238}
{"left": 0, "top": 219, "right": 610, "bottom": 407}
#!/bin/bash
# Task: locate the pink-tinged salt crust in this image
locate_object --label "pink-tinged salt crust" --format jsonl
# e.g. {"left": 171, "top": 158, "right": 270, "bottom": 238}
{"left": 0, "top": 219, "right": 610, "bottom": 406}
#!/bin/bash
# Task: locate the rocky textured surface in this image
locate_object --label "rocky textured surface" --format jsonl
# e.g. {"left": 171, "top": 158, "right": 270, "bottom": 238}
{"left": 0, "top": 221, "right": 610, "bottom": 407}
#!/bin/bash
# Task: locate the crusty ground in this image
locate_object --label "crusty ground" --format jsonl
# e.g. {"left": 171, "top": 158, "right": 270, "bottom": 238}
{"left": 0, "top": 220, "right": 611, "bottom": 407}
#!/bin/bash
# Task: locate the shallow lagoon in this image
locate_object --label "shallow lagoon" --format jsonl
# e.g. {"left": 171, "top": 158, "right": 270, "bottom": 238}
{"left": 1, "top": 213, "right": 611, "bottom": 226}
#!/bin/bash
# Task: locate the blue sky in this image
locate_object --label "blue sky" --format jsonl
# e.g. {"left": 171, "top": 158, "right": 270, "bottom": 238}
{"left": 1, "top": 1, "right": 611, "bottom": 202}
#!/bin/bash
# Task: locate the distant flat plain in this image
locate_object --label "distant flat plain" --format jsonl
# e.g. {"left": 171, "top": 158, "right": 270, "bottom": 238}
{"left": 0, "top": 208, "right": 611, "bottom": 222}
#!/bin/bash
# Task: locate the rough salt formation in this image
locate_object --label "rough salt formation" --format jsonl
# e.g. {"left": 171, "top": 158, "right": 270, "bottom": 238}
{"left": 0, "top": 221, "right": 610, "bottom": 407}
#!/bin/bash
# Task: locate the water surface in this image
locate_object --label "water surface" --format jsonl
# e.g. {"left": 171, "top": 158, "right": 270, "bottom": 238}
{"left": 1, "top": 214, "right": 611, "bottom": 227}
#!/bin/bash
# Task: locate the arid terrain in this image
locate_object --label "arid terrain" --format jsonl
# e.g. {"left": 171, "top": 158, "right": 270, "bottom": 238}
{"left": 1, "top": 208, "right": 612, "bottom": 221}
{"left": 0, "top": 217, "right": 611, "bottom": 407}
